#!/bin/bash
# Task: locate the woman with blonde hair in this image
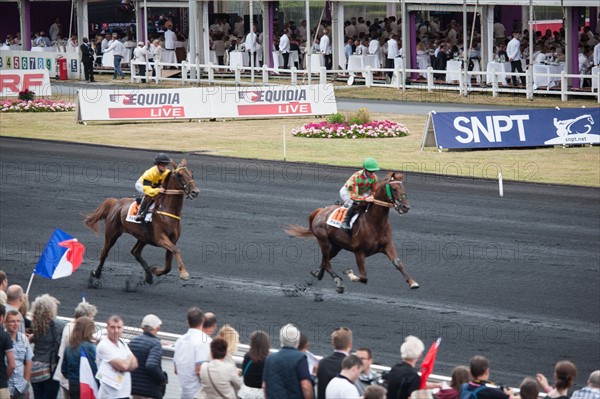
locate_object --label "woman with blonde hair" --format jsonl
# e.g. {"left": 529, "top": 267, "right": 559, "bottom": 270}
{"left": 216, "top": 324, "right": 239, "bottom": 366}
{"left": 29, "top": 294, "right": 66, "bottom": 399}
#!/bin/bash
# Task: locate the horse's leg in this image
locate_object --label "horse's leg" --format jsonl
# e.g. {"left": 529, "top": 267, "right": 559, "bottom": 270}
{"left": 323, "top": 245, "right": 345, "bottom": 294}
{"left": 131, "top": 241, "right": 153, "bottom": 285}
{"left": 383, "top": 243, "right": 419, "bottom": 289}
{"left": 344, "top": 252, "right": 368, "bottom": 284}
{"left": 155, "top": 234, "right": 190, "bottom": 280}
{"left": 154, "top": 251, "right": 173, "bottom": 277}
{"left": 91, "top": 231, "right": 122, "bottom": 279}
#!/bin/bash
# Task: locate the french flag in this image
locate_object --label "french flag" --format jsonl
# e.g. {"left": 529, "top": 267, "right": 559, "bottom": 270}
{"left": 80, "top": 347, "right": 98, "bottom": 399}
{"left": 34, "top": 229, "right": 85, "bottom": 279}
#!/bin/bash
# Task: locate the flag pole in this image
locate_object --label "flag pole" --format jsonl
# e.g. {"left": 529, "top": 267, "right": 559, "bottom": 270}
{"left": 25, "top": 272, "right": 35, "bottom": 296}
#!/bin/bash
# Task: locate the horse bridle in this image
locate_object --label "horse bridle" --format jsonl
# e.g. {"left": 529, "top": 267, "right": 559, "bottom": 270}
{"left": 371, "top": 180, "right": 408, "bottom": 213}
{"left": 170, "top": 166, "right": 197, "bottom": 199}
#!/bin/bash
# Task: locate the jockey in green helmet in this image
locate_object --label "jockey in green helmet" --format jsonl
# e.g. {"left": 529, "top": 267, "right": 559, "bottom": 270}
{"left": 339, "top": 157, "right": 380, "bottom": 230}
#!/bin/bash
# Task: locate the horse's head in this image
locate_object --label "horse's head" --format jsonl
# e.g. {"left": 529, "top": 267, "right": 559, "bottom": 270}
{"left": 172, "top": 159, "right": 199, "bottom": 199}
{"left": 381, "top": 172, "right": 410, "bottom": 215}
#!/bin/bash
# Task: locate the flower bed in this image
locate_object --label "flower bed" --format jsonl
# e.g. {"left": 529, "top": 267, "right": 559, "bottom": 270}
{"left": 1, "top": 99, "right": 76, "bottom": 112}
{"left": 291, "top": 120, "right": 409, "bottom": 139}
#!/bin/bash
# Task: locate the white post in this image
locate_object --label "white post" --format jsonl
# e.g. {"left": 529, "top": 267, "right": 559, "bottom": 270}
{"left": 462, "top": 0, "right": 468, "bottom": 96}
{"left": 250, "top": 0, "right": 255, "bottom": 83}
{"left": 498, "top": 173, "right": 504, "bottom": 197}
{"left": 305, "top": 0, "right": 311, "bottom": 84}
{"left": 283, "top": 125, "right": 287, "bottom": 161}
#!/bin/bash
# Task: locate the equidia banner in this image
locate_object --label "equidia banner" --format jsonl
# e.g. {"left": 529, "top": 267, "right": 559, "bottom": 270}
{"left": 76, "top": 85, "right": 337, "bottom": 122}
{"left": 422, "top": 107, "right": 599, "bottom": 149}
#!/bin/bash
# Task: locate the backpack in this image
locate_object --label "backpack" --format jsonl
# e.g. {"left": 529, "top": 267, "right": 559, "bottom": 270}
{"left": 459, "top": 383, "right": 487, "bottom": 399}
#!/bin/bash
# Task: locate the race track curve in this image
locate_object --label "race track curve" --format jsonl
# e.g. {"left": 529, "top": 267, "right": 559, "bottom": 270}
{"left": 0, "top": 137, "right": 598, "bottom": 387}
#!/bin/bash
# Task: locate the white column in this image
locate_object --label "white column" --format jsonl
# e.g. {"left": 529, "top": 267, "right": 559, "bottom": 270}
{"left": 486, "top": 5, "right": 494, "bottom": 67}
{"left": 188, "top": 0, "right": 198, "bottom": 69}
{"left": 387, "top": 3, "right": 397, "bottom": 18}
{"left": 200, "top": 0, "right": 209, "bottom": 64}
{"left": 76, "top": 0, "right": 89, "bottom": 42}
{"left": 332, "top": 1, "right": 344, "bottom": 70}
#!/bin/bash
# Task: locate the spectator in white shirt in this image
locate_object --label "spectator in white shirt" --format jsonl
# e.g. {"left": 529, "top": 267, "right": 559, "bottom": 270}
{"left": 368, "top": 35, "right": 381, "bottom": 58}
{"left": 507, "top": 31, "right": 526, "bottom": 86}
{"left": 319, "top": 28, "right": 332, "bottom": 70}
{"left": 593, "top": 42, "right": 600, "bottom": 66}
{"left": 386, "top": 34, "right": 399, "bottom": 79}
{"left": 106, "top": 33, "right": 126, "bottom": 79}
{"left": 244, "top": 24, "right": 258, "bottom": 67}
{"left": 279, "top": 29, "right": 290, "bottom": 69}
{"left": 325, "top": 355, "right": 363, "bottom": 399}
{"left": 133, "top": 42, "right": 148, "bottom": 80}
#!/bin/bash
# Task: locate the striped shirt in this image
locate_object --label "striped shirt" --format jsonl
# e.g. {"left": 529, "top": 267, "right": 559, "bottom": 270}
{"left": 344, "top": 170, "right": 378, "bottom": 202}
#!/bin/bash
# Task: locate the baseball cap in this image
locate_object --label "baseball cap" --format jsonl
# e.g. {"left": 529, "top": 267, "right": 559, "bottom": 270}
{"left": 141, "top": 314, "right": 162, "bottom": 329}
{"left": 138, "top": 41, "right": 144, "bottom": 46}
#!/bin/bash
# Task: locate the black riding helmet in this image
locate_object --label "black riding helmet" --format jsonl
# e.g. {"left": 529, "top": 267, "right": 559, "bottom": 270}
{"left": 154, "top": 153, "right": 171, "bottom": 165}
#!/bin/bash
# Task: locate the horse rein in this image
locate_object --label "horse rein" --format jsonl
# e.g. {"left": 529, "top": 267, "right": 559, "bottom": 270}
{"left": 155, "top": 166, "right": 195, "bottom": 220}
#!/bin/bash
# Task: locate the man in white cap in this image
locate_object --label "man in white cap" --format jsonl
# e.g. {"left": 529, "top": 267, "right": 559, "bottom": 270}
{"left": 129, "top": 314, "right": 168, "bottom": 399}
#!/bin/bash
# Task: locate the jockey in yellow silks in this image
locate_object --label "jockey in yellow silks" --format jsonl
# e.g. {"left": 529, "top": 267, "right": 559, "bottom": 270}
{"left": 134, "top": 153, "right": 171, "bottom": 221}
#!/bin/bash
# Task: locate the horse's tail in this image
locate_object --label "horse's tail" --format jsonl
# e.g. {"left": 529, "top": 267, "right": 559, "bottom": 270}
{"left": 284, "top": 224, "right": 314, "bottom": 238}
{"left": 83, "top": 198, "right": 118, "bottom": 234}
{"left": 284, "top": 208, "right": 322, "bottom": 238}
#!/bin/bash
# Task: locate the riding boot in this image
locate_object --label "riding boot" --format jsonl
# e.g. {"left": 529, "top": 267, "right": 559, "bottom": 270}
{"left": 341, "top": 203, "right": 357, "bottom": 230}
{"left": 135, "top": 198, "right": 149, "bottom": 221}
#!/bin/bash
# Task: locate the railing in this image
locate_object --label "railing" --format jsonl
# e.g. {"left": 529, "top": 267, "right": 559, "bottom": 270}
{"left": 128, "top": 60, "right": 600, "bottom": 104}
{"left": 62, "top": 316, "right": 450, "bottom": 388}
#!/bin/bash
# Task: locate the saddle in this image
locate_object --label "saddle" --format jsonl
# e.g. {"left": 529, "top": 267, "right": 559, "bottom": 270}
{"left": 326, "top": 206, "right": 359, "bottom": 229}
{"left": 126, "top": 201, "right": 155, "bottom": 224}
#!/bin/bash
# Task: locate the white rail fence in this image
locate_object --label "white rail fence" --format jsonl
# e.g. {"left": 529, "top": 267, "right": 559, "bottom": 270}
{"left": 128, "top": 59, "right": 600, "bottom": 104}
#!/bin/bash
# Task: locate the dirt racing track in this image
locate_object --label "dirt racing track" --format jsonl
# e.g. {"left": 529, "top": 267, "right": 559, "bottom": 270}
{"left": 0, "top": 137, "right": 598, "bottom": 387}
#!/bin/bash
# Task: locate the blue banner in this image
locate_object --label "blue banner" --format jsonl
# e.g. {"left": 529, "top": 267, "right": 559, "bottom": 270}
{"left": 431, "top": 107, "right": 599, "bottom": 149}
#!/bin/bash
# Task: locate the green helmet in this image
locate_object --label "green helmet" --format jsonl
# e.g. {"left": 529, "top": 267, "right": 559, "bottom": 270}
{"left": 363, "top": 157, "right": 380, "bottom": 172}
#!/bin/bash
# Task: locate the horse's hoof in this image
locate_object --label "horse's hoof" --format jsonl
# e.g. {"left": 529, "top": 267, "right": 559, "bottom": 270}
{"left": 90, "top": 270, "right": 100, "bottom": 279}
{"left": 335, "top": 285, "right": 345, "bottom": 294}
{"left": 310, "top": 268, "right": 324, "bottom": 281}
{"left": 179, "top": 271, "right": 190, "bottom": 280}
{"left": 145, "top": 272, "right": 154, "bottom": 285}
{"left": 87, "top": 276, "right": 101, "bottom": 289}
{"left": 359, "top": 277, "right": 368, "bottom": 284}
{"left": 408, "top": 279, "right": 420, "bottom": 289}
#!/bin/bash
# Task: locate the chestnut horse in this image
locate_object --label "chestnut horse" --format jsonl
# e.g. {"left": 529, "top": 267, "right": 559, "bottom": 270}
{"left": 84, "top": 159, "right": 199, "bottom": 285}
{"left": 285, "top": 172, "right": 419, "bottom": 293}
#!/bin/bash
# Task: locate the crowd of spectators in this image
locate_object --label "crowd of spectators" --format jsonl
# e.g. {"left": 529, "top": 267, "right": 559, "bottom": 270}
{"left": 0, "top": 269, "right": 598, "bottom": 399}
{"left": 2, "top": 11, "right": 599, "bottom": 86}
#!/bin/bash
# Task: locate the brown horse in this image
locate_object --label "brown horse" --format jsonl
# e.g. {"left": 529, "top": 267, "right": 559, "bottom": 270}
{"left": 285, "top": 172, "right": 419, "bottom": 293}
{"left": 84, "top": 159, "right": 199, "bottom": 285}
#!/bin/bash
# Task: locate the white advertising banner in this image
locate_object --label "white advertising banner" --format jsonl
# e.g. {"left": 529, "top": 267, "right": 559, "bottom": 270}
{"left": 0, "top": 49, "right": 80, "bottom": 79}
{"left": 0, "top": 69, "right": 51, "bottom": 97}
{"left": 77, "top": 85, "right": 337, "bottom": 122}
{"left": 77, "top": 88, "right": 207, "bottom": 121}
{"left": 208, "top": 85, "right": 338, "bottom": 118}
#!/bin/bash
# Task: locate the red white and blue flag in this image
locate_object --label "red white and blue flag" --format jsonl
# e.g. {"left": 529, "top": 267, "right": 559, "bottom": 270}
{"left": 79, "top": 347, "right": 98, "bottom": 399}
{"left": 34, "top": 229, "right": 85, "bottom": 279}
